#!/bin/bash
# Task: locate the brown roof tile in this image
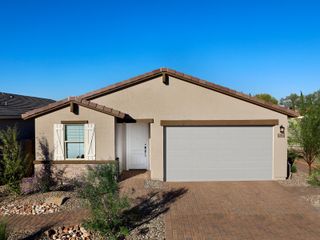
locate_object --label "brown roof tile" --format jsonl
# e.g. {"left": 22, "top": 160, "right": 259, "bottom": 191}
{"left": 22, "top": 97, "right": 126, "bottom": 119}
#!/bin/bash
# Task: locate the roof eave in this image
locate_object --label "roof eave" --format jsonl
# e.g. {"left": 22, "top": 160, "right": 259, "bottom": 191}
{"left": 22, "top": 98, "right": 127, "bottom": 120}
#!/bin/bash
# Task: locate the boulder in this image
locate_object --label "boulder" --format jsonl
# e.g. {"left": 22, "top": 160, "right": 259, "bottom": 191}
{"left": 45, "top": 196, "right": 67, "bottom": 206}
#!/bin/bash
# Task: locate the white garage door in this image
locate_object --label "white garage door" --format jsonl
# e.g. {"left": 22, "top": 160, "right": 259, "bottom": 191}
{"left": 165, "top": 126, "right": 273, "bottom": 181}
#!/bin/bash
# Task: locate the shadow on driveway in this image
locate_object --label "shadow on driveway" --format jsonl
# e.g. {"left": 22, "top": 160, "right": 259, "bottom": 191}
{"left": 124, "top": 187, "right": 187, "bottom": 230}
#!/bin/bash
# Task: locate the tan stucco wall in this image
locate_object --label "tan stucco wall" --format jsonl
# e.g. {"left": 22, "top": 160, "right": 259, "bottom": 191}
{"left": 35, "top": 163, "right": 99, "bottom": 181}
{"left": 92, "top": 76, "right": 288, "bottom": 180}
{"left": 35, "top": 106, "right": 115, "bottom": 161}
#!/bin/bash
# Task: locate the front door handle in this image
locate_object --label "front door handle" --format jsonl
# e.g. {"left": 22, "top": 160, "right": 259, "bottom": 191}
{"left": 144, "top": 144, "right": 147, "bottom": 157}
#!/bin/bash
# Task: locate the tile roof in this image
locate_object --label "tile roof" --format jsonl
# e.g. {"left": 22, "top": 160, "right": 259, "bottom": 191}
{"left": 80, "top": 68, "right": 299, "bottom": 117}
{"left": 0, "top": 92, "right": 55, "bottom": 119}
{"left": 22, "top": 97, "right": 126, "bottom": 119}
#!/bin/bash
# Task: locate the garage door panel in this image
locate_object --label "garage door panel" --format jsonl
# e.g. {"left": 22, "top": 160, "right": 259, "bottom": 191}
{"left": 167, "top": 168, "right": 272, "bottom": 181}
{"left": 166, "top": 126, "right": 273, "bottom": 181}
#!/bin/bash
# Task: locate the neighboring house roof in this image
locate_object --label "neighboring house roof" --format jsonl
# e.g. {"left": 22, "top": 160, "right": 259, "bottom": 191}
{"left": 79, "top": 68, "right": 299, "bottom": 117}
{"left": 0, "top": 92, "right": 55, "bottom": 119}
{"left": 22, "top": 96, "right": 126, "bottom": 120}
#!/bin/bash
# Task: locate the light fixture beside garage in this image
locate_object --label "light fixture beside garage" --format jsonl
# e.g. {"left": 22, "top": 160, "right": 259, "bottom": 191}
{"left": 278, "top": 125, "right": 285, "bottom": 138}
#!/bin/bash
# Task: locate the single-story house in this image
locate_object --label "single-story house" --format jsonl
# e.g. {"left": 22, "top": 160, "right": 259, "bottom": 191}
{"left": 22, "top": 68, "right": 298, "bottom": 182}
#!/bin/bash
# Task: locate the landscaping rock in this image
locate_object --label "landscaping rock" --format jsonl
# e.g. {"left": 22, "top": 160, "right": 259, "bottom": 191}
{"left": 43, "top": 224, "right": 98, "bottom": 240}
{"left": 0, "top": 202, "right": 60, "bottom": 216}
{"left": 45, "top": 196, "right": 67, "bottom": 206}
{"left": 0, "top": 190, "right": 86, "bottom": 217}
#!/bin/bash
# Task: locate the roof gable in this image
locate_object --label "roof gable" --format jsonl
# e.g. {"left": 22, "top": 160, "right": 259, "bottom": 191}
{"left": 79, "top": 68, "right": 298, "bottom": 117}
{"left": 22, "top": 97, "right": 126, "bottom": 120}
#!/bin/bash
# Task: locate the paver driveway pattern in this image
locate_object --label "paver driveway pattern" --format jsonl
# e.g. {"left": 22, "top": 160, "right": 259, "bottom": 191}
{"left": 164, "top": 181, "right": 320, "bottom": 240}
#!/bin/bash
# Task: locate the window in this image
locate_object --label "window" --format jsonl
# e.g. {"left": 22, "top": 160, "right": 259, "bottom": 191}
{"left": 64, "top": 124, "right": 85, "bottom": 159}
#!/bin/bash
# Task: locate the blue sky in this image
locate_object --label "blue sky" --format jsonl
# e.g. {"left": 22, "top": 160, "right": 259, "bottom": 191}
{"left": 0, "top": 0, "right": 319, "bottom": 100}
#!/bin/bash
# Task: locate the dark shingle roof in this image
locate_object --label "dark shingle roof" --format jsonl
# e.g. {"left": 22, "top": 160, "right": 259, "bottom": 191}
{"left": 0, "top": 92, "right": 55, "bottom": 119}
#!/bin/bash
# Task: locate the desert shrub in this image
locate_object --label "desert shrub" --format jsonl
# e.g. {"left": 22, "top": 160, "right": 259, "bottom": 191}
{"left": 288, "top": 149, "right": 299, "bottom": 174}
{"left": 0, "top": 157, "right": 4, "bottom": 185}
{"left": 0, "top": 126, "right": 27, "bottom": 194}
{"left": 79, "top": 163, "right": 129, "bottom": 240}
{"left": 291, "top": 164, "right": 297, "bottom": 173}
{"left": 307, "top": 169, "right": 320, "bottom": 186}
{"left": 0, "top": 220, "right": 8, "bottom": 240}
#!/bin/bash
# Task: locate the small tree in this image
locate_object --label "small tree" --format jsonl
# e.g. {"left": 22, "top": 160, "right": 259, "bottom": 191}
{"left": 255, "top": 93, "right": 279, "bottom": 105}
{"left": 280, "top": 93, "right": 300, "bottom": 110}
{"left": 0, "top": 126, "right": 27, "bottom": 194}
{"left": 80, "top": 163, "right": 129, "bottom": 240}
{"left": 289, "top": 106, "right": 320, "bottom": 175}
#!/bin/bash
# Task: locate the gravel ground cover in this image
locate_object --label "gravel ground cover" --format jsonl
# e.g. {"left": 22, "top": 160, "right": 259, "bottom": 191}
{"left": 7, "top": 230, "right": 35, "bottom": 240}
{"left": 127, "top": 214, "right": 165, "bottom": 240}
{"left": 278, "top": 171, "right": 310, "bottom": 187}
{"left": 124, "top": 179, "right": 166, "bottom": 240}
{"left": 7, "top": 225, "right": 103, "bottom": 240}
{"left": 278, "top": 163, "right": 320, "bottom": 211}
{"left": 0, "top": 190, "right": 85, "bottom": 216}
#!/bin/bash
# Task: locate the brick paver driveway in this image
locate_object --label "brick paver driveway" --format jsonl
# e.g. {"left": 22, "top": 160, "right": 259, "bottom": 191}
{"left": 165, "top": 181, "right": 320, "bottom": 240}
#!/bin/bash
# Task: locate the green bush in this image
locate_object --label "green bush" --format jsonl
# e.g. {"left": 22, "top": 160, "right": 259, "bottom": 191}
{"left": 0, "top": 220, "right": 8, "bottom": 240}
{"left": 291, "top": 164, "right": 297, "bottom": 173}
{"left": 79, "top": 163, "right": 129, "bottom": 240}
{"left": 288, "top": 149, "right": 299, "bottom": 163}
{"left": 0, "top": 126, "right": 27, "bottom": 194}
{"left": 307, "top": 169, "right": 320, "bottom": 186}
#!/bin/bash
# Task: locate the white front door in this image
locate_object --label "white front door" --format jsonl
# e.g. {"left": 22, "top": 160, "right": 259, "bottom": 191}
{"left": 126, "top": 123, "right": 149, "bottom": 169}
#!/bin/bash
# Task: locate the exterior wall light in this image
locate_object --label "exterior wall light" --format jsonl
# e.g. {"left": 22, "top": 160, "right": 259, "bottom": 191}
{"left": 280, "top": 125, "right": 285, "bottom": 134}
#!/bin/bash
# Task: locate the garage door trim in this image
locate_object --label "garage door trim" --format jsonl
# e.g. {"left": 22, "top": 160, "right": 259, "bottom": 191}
{"left": 161, "top": 119, "right": 279, "bottom": 126}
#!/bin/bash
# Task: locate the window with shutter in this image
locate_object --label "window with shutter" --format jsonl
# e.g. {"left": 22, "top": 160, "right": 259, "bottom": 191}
{"left": 54, "top": 122, "right": 95, "bottom": 160}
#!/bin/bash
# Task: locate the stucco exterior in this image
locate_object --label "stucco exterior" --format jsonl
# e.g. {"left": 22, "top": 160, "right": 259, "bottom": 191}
{"left": 34, "top": 163, "right": 104, "bottom": 181}
{"left": 35, "top": 105, "right": 115, "bottom": 161}
{"left": 90, "top": 76, "right": 289, "bottom": 180}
